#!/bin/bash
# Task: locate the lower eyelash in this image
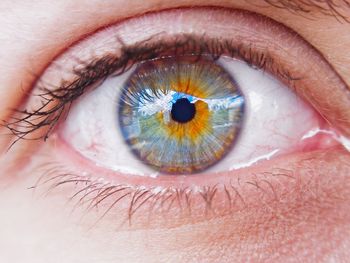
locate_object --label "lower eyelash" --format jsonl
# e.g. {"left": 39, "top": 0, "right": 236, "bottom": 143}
{"left": 30, "top": 161, "right": 299, "bottom": 227}
{"left": 32, "top": 164, "right": 221, "bottom": 225}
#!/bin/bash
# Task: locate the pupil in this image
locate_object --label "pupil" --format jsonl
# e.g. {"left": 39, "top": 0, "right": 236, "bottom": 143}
{"left": 171, "top": 98, "right": 196, "bottom": 123}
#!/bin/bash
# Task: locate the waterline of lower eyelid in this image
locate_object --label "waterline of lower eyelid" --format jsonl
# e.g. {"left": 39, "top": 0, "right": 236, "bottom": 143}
{"left": 41, "top": 128, "right": 346, "bottom": 189}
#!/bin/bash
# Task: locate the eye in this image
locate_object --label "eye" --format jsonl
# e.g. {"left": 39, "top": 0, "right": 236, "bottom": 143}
{"left": 5, "top": 7, "right": 350, "bottom": 226}
{"left": 62, "top": 55, "right": 245, "bottom": 175}
{"left": 60, "top": 54, "right": 322, "bottom": 176}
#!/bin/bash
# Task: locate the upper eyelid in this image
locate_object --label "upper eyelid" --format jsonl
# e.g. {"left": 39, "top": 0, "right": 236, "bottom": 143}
{"left": 2, "top": 34, "right": 295, "bottom": 145}
{"left": 0, "top": 1, "right": 348, "bottom": 134}
{"left": 5, "top": 7, "right": 350, "bottom": 136}
{"left": 3, "top": 7, "right": 350, "bottom": 152}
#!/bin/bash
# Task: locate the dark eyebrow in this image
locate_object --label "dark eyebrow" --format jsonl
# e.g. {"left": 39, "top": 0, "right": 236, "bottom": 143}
{"left": 261, "top": 0, "right": 350, "bottom": 22}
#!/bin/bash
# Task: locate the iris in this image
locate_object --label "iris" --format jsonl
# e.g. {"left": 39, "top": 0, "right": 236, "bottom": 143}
{"left": 119, "top": 56, "right": 245, "bottom": 174}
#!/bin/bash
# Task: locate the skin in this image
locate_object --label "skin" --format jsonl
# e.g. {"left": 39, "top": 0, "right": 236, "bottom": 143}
{"left": 1, "top": 1, "right": 350, "bottom": 262}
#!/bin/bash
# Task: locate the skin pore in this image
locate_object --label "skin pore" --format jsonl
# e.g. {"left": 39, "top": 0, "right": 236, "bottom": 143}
{"left": 1, "top": 0, "right": 350, "bottom": 262}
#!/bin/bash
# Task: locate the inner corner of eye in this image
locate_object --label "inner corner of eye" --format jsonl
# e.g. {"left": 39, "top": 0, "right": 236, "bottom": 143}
{"left": 58, "top": 52, "right": 335, "bottom": 178}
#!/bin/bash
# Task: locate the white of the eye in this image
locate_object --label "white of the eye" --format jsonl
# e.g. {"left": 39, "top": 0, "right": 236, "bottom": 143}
{"left": 61, "top": 57, "right": 321, "bottom": 176}
{"left": 215, "top": 56, "right": 320, "bottom": 171}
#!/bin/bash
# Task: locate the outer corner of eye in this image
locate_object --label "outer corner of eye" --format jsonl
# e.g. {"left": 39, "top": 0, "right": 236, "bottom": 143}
{"left": 13, "top": 7, "right": 350, "bottom": 219}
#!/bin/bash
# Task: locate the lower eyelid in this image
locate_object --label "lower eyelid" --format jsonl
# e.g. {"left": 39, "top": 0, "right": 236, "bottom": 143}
{"left": 24, "top": 134, "right": 350, "bottom": 229}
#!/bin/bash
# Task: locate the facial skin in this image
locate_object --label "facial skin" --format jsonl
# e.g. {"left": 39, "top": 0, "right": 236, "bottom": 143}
{"left": 1, "top": 1, "right": 350, "bottom": 263}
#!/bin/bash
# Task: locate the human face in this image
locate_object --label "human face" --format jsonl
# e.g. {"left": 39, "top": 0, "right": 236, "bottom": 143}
{"left": 1, "top": 1, "right": 350, "bottom": 262}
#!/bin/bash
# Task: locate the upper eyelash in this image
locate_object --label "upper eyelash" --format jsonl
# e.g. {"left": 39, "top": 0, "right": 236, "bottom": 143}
{"left": 2, "top": 34, "right": 299, "bottom": 147}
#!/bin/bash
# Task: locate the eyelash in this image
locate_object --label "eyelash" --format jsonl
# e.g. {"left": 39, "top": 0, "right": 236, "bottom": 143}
{"left": 3, "top": 34, "right": 299, "bottom": 148}
{"left": 6, "top": 32, "right": 304, "bottom": 226}
{"left": 32, "top": 161, "right": 297, "bottom": 226}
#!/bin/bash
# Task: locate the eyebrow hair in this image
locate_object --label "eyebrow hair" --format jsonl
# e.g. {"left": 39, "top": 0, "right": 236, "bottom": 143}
{"left": 262, "top": 0, "right": 350, "bottom": 22}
